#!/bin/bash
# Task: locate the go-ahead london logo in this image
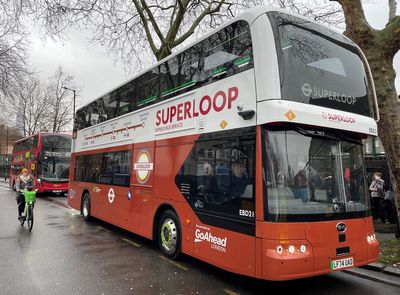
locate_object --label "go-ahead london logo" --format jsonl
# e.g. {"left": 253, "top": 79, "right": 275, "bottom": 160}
{"left": 134, "top": 149, "right": 153, "bottom": 184}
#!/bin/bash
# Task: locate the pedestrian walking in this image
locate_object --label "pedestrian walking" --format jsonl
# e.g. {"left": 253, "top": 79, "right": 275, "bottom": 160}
{"left": 369, "top": 172, "right": 385, "bottom": 222}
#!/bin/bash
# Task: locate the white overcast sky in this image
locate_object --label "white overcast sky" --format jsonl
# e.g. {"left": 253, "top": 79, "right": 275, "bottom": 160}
{"left": 29, "top": 2, "right": 400, "bottom": 107}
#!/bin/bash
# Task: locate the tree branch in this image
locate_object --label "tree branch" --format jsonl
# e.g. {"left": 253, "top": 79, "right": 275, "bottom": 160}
{"left": 140, "top": 0, "right": 165, "bottom": 43}
{"left": 389, "top": 0, "right": 397, "bottom": 21}
{"left": 131, "top": 0, "right": 159, "bottom": 56}
{"left": 173, "top": 0, "right": 226, "bottom": 48}
{"left": 329, "top": 0, "right": 373, "bottom": 41}
{"left": 165, "top": 0, "right": 190, "bottom": 48}
{"left": 169, "top": 2, "right": 178, "bottom": 29}
{"left": 380, "top": 15, "right": 400, "bottom": 58}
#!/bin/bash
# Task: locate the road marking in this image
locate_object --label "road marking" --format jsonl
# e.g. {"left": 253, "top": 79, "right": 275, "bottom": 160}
{"left": 97, "top": 226, "right": 111, "bottom": 233}
{"left": 121, "top": 238, "right": 141, "bottom": 248}
{"left": 223, "top": 289, "right": 239, "bottom": 295}
{"left": 159, "top": 255, "right": 189, "bottom": 271}
{"left": 67, "top": 210, "right": 81, "bottom": 217}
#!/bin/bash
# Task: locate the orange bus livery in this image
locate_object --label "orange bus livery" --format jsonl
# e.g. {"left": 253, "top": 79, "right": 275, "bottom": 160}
{"left": 68, "top": 6, "right": 379, "bottom": 280}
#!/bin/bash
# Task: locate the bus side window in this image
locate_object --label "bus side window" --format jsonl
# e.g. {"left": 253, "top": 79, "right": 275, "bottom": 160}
{"left": 177, "top": 129, "right": 256, "bottom": 219}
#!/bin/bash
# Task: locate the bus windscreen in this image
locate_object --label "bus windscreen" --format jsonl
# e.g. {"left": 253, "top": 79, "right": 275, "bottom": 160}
{"left": 38, "top": 135, "right": 71, "bottom": 181}
{"left": 268, "top": 12, "right": 371, "bottom": 117}
{"left": 263, "top": 126, "right": 370, "bottom": 222}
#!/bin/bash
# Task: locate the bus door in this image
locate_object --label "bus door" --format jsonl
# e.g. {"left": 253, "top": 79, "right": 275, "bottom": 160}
{"left": 177, "top": 129, "right": 257, "bottom": 277}
{"left": 132, "top": 143, "right": 155, "bottom": 238}
{"left": 25, "top": 151, "right": 36, "bottom": 177}
{"left": 30, "top": 161, "right": 37, "bottom": 178}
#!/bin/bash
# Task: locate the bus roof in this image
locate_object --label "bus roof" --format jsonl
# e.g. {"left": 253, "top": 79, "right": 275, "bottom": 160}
{"left": 13, "top": 132, "right": 71, "bottom": 144}
{"left": 76, "top": 5, "right": 351, "bottom": 112}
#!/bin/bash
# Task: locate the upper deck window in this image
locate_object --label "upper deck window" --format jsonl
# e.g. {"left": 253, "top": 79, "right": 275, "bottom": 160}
{"left": 41, "top": 134, "right": 71, "bottom": 151}
{"left": 74, "top": 20, "right": 253, "bottom": 132}
{"left": 13, "top": 135, "right": 39, "bottom": 153}
{"left": 268, "top": 12, "right": 372, "bottom": 117}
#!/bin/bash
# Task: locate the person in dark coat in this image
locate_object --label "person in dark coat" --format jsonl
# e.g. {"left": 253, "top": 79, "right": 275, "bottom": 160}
{"left": 369, "top": 172, "right": 385, "bottom": 222}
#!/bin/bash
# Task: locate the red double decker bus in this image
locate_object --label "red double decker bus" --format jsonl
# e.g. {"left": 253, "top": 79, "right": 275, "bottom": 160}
{"left": 68, "top": 7, "right": 379, "bottom": 280}
{"left": 10, "top": 133, "right": 71, "bottom": 194}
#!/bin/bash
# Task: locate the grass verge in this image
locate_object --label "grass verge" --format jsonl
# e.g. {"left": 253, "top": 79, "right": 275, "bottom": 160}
{"left": 379, "top": 239, "right": 400, "bottom": 267}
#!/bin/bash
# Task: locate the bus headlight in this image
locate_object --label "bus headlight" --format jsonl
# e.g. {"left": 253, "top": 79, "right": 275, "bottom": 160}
{"left": 300, "top": 245, "right": 306, "bottom": 253}
{"left": 276, "top": 245, "right": 283, "bottom": 254}
{"left": 288, "top": 245, "right": 295, "bottom": 254}
{"left": 367, "top": 234, "right": 376, "bottom": 243}
{"left": 37, "top": 178, "right": 42, "bottom": 185}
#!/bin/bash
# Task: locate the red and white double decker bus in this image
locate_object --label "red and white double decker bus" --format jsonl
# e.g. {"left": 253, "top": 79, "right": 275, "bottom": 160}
{"left": 68, "top": 7, "right": 380, "bottom": 280}
{"left": 10, "top": 133, "right": 71, "bottom": 194}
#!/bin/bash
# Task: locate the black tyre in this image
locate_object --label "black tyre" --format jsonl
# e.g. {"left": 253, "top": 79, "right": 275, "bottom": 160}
{"left": 27, "top": 205, "right": 34, "bottom": 231}
{"left": 81, "top": 193, "right": 92, "bottom": 221}
{"left": 158, "top": 210, "right": 181, "bottom": 259}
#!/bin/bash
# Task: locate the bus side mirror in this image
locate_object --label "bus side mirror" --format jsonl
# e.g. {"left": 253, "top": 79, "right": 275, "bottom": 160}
{"left": 238, "top": 110, "right": 255, "bottom": 120}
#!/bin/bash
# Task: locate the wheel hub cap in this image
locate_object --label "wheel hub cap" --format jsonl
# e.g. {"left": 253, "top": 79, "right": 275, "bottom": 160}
{"left": 161, "top": 218, "right": 177, "bottom": 252}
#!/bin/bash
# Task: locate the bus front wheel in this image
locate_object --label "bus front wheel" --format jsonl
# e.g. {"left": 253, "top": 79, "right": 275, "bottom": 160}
{"left": 81, "top": 193, "right": 92, "bottom": 221}
{"left": 158, "top": 210, "right": 181, "bottom": 259}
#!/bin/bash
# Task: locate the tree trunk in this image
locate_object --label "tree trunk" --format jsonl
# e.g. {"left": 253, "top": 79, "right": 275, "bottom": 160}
{"left": 367, "top": 54, "right": 400, "bottom": 222}
{"left": 155, "top": 44, "right": 172, "bottom": 61}
{"left": 333, "top": 0, "right": 400, "bottom": 226}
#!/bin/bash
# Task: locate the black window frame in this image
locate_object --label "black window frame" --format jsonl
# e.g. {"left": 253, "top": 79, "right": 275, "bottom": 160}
{"left": 175, "top": 127, "right": 256, "bottom": 235}
{"left": 261, "top": 125, "right": 371, "bottom": 223}
{"left": 267, "top": 11, "right": 373, "bottom": 117}
{"left": 74, "top": 150, "right": 131, "bottom": 187}
{"left": 13, "top": 134, "right": 39, "bottom": 153}
{"left": 74, "top": 20, "right": 254, "bottom": 132}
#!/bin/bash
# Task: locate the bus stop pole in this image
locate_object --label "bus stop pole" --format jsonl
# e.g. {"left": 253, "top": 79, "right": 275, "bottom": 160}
{"left": 5, "top": 126, "right": 8, "bottom": 181}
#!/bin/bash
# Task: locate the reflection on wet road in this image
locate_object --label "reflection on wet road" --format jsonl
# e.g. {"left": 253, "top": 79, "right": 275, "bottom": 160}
{"left": 0, "top": 186, "right": 399, "bottom": 294}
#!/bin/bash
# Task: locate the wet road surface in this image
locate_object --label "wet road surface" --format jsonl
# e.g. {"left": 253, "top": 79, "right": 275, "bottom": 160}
{"left": 0, "top": 185, "right": 399, "bottom": 294}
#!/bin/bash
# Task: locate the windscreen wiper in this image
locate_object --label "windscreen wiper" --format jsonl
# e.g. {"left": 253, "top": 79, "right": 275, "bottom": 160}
{"left": 293, "top": 126, "right": 339, "bottom": 141}
{"left": 293, "top": 126, "right": 361, "bottom": 145}
{"left": 334, "top": 133, "right": 362, "bottom": 146}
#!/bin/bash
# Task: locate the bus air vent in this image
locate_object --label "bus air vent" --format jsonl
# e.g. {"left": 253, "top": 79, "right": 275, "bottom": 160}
{"left": 336, "top": 246, "right": 350, "bottom": 256}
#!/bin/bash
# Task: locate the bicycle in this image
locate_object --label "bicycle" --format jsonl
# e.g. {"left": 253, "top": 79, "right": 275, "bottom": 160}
{"left": 19, "top": 188, "right": 37, "bottom": 231}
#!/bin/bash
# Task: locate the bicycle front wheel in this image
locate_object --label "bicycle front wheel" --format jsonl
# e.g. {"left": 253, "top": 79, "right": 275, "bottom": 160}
{"left": 27, "top": 204, "right": 34, "bottom": 231}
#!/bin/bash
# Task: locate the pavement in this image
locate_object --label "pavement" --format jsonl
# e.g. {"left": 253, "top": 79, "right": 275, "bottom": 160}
{"left": 0, "top": 177, "right": 399, "bottom": 286}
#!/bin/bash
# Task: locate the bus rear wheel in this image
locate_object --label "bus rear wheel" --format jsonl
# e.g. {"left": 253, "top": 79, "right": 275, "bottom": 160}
{"left": 158, "top": 210, "right": 181, "bottom": 259}
{"left": 81, "top": 193, "right": 92, "bottom": 221}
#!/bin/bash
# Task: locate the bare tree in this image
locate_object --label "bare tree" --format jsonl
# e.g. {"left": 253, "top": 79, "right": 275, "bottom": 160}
{"left": 2, "top": 66, "right": 77, "bottom": 136}
{"left": 29, "top": 1, "right": 235, "bottom": 67}
{"left": 46, "top": 66, "right": 75, "bottom": 132}
{"left": 0, "top": 1, "right": 31, "bottom": 97}
{"left": 324, "top": 0, "right": 400, "bottom": 222}
{"left": 9, "top": 76, "right": 50, "bottom": 136}
{"left": 28, "top": 0, "right": 342, "bottom": 70}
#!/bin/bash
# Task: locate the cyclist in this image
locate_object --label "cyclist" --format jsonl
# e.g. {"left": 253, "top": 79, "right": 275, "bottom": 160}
{"left": 16, "top": 168, "right": 34, "bottom": 220}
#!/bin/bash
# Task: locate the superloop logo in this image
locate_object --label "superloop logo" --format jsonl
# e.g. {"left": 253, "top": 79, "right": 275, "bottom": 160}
{"left": 134, "top": 149, "right": 153, "bottom": 184}
{"left": 322, "top": 112, "right": 356, "bottom": 124}
{"left": 155, "top": 87, "right": 238, "bottom": 130}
